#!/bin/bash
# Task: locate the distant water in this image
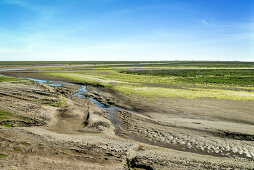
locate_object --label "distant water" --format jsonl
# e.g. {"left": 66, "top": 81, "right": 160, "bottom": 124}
{"left": 0, "top": 69, "right": 25, "bottom": 71}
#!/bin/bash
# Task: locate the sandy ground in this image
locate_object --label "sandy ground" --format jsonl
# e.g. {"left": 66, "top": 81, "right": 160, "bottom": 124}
{"left": 0, "top": 70, "right": 253, "bottom": 169}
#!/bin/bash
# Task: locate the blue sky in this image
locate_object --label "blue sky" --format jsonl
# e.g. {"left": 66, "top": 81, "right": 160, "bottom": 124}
{"left": 0, "top": 0, "right": 253, "bottom": 61}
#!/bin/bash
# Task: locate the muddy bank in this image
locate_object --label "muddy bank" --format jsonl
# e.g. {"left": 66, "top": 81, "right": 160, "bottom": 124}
{"left": 0, "top": 71, "right": 254, "bottom": 169}
{"left": 1, "top": 70, "right": 151, "bottom": 113}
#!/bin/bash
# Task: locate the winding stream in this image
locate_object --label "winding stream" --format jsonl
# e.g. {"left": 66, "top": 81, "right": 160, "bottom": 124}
{"left": 0, "top": 69, "right": 134, "bottom": 124}
{"left": 29, "top": 79, "right": 132, "bottom": 125}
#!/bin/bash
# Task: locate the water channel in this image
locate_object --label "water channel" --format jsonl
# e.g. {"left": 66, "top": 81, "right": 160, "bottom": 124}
{"left": 0, "top": 69, "right": 135, "bottom": 124}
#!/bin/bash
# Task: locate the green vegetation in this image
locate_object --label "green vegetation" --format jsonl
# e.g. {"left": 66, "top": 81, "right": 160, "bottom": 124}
{"left": 41, "top": 95, "right": 67, "bottom": 107}
{"left": 0, "top": 76, "right": 21, "bottom": 82}
{"left": 26, "top": 61, "right": 254, "bottom": 71}
{"left": 0, "top": 111, "right": 12, "bottom": 121}
{"left": 45, "top": 72, "right": 115, "bottom": 87}
{"left": 0, "top": 110, "right": 33, "bottom": 128}
{"left": 43, "top": 67, "right": 254, "bottom": 100}
{"left": 0, "top": 154, "right": 7, "bottom": 158}
{"left": 13, "top": 147, "right": 20, "bottom": 152}
{"left": 45, "top": 68, "right": 254, "bottom": 87}
{"left": 0, "top": 110, "right": 14, "bottom": 127}
{"left": 1, "top": 61, "right": 254, "bottom": 100}
{"left": 1, "top": 61, "right": 253, "bottom": 68}
{"left": 121, "top": 69, "right": 254, "bottom": 87}
{"left": 0, "top": 124, "right": 13, "bottom": 128}
{"left": 156, "top": 161, "right": 164, "bottom": 165}
{"left": 47, "top": 99, "right": 67, "bottom": 107}
{"left": 114, "top": 85, "right": 254, "bottom": 100}
{"left": 0, "top": 61, "right": 145, "bottom": 66}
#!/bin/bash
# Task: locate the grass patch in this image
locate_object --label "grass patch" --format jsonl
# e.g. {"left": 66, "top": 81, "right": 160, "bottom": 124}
{"left": 13, "top": 147, "right": 20, "bottom": 152}
{"left": 0, "top": 76, "right": 21, "bottom": 82}
{"left": 156, "top": 161, "right": 164, "bottom": 165}
{"left": 0, "top": 154, "right": 7, "bottom": 158}
{"left": 41, "top": 95, "right": 67, "bottom": 107}
{"left": 0, "top": 111, "right": 11, "bottom": 121}
{"left": 45, "top": 70, "right": 178, "bottom": 86}
{"left": 0, "top": 110, "right": 17, "bottom": 128}
{"left": 120, "top": 69, "right": 254, "bottom": 87}
{"left": 42, "top": 99, "right": 67, "bottom": 107}
{"left": 47, "top": 99, "right": 67, "bottom": 107}
{"left": 54, "top": 69, "right": 254, "bottom": 88}
{"left": 44, "top": 72, "right": 115, "bottom": 87}
{"left": 114, "top": 85, "right": 254, "bottom": 100}
{"left": 40, "top": 66, "right": 254, "bottom": 100}
{"left": 0, "top": 124, "right": 13, "bottom": 128}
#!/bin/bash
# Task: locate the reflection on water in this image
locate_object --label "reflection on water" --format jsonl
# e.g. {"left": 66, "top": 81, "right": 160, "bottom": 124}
{"left": 20, "top": 77, "right": 136, "bottom": 125}
{"left": 0, "top": 68, "right": 135, "bottom": 125}
{"left": 71, "top": 86, "right": 87, "bottom": 97}
{"left": 26, "top": 78, "right": 48, "bottom": 83}
{"left": 26, "top": 78, "right": 63, "bottom": 87}
{"left": 0, "top": 69, "right": 25, "bottom": 71}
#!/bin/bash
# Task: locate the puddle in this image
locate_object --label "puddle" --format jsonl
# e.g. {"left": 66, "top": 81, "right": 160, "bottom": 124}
{"left": 0, "top": 69, "right": 25, "bottom": 71}
{"left": 48, "top": 83, "right": 63, "bottom": 86}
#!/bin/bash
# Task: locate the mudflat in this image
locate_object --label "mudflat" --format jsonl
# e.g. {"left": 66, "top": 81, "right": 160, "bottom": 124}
{"left": 0, "top": 61, "right": 254, "bottom": 169}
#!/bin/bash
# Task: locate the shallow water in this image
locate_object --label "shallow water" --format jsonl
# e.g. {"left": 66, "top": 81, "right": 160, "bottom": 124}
{"left": 70, "top": 85, "right": 87, "bottom": 97}
{"left": 0, "top": 69, "right": 25, "bottom": 71}
{"left": 48, "top": 83, "right": 63, "bottom": 87}
{"left": 26, "top": 78, "right": 63, "bottom": 87}
{"left": 0, "top": 69, "right": 136, "bottom": 124}
{"left": 26, "top": 78, "right": 49, "bottom": 84}
{"left": 19, "top": 77, "right": 135, "bottom": 125}
{"left": 0, "top": 69, "right": 25, "bottom": 77}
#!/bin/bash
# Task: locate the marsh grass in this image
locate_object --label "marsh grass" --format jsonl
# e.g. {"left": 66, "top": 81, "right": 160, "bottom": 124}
{"left": 13, "top": 147, "right": 20, "bottom": 152}
{"left": 41, "top": 65, "right": 254, "bottom": 100}
{"left": 48, "top": 99, "right": 67, "bottom": 107}
{"left": 0, "top": 111, "right": 11, "bottom": 121}
{"left": 41, "top": 94, "right": 67, "bottom": 107}
{"left": 0, "top": 76, "right": 21, "bottom": 82}
{"left": 0, "top": 154, "right": 7, "bottom": 158}
{"left": 3, "top": 61, "right": 252, "bottom": 67}
{"left": 45, "top": 72, "right": 114, "bottom": 87}
{"left": 0, "top": 124, "right": 13, "bottom": 128}
{"left": 0, "top": 110, "right": 14, "bottom": 127}
{"left": 41, "top": 98, "right": 67, "bottom": 107}
{"left": 114, "top": 85, "right": 254, "bottom": 100}
{"left": 121, "top": 69, "right": 254, "bottom": 87}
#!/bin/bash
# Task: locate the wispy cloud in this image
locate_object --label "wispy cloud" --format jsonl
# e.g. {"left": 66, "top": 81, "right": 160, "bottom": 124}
{"left": 0, "top": 0, "right": 252, "bottom": 61}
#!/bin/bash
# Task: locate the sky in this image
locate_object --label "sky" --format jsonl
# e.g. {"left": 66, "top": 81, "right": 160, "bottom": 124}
{"left": 0, "top": 0, "right": 253, "bottom": 61}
